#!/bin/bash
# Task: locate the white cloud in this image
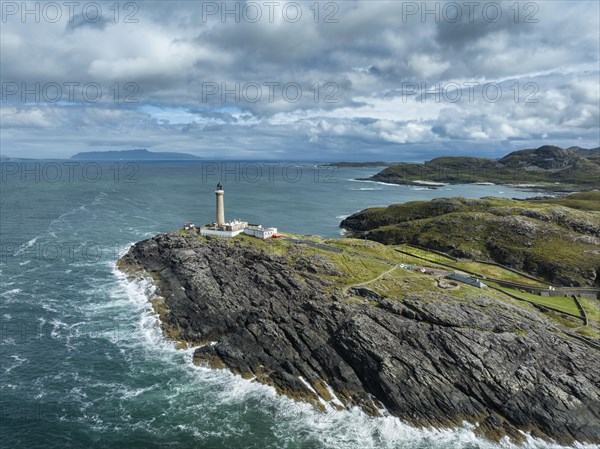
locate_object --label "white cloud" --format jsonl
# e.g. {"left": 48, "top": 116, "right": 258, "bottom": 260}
{"left": 1, "top": 107, "right": 52, "bottom": 128}
{"left": 0, "top": 0, "right": 598, "bottom": 159}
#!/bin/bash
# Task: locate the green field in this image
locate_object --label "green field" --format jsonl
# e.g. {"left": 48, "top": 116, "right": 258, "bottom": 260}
{"left": 396, "top": 245, "right": 548, "bottom": 288}
{"left": 490, "top": 283, "right": 582, "bottom": 317}
{"left": 452, "top": 261, "right": 547, "bottom": 287}
{"left": 395, "top": 245, "right": 456, "bottom": 263}
{"left": 579, "top": 297, "right": 600, "bottom": 324}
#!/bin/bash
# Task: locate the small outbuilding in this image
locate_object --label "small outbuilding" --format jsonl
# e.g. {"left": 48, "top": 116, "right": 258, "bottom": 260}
{"left": 446, "top": 272, "right": 488, "bottom": 289}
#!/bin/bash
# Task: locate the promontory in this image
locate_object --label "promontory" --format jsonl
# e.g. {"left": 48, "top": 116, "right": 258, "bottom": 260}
{"left": 118, "top": 225, "right": 600, "bottom": 446}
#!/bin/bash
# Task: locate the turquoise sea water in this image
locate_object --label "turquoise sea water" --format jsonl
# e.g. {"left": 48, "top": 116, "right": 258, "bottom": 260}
{"left": 1, "top": 161, "right": 590, "bottom": 449}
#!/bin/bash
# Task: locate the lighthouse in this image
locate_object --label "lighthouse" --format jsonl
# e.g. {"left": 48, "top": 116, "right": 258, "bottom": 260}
{"left": 216, "top": 182, "right": 225, "bottom": 226}
{"left": 200, "top": 184, "right": 277, "bottom": 238}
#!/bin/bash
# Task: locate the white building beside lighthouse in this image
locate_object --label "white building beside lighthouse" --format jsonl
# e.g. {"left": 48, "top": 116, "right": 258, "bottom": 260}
{"left": 199, "top": 183, "right": 277, "bottom": 239}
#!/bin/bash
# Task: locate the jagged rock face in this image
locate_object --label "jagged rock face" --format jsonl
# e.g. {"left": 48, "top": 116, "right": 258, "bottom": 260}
{"left": 120, "top": 233, "right": 600, "bottom": 446}
{"left": 498, "top": 146, "right": 595, "bottom": 170}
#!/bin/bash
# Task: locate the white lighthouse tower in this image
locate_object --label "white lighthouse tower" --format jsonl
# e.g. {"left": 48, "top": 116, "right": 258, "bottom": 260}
{"left": 216, "top": 182, "right": 225, "bottom": 226}
{"left": 200, "top": 183, "right": 247, "bottom": 237}
{"left": 199, "top": 183, "right": 277, "bottom": 239}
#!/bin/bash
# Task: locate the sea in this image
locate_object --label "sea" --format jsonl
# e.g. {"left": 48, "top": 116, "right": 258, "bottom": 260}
{"left": 0, "top": 161, "right": 591, "bottom": 449}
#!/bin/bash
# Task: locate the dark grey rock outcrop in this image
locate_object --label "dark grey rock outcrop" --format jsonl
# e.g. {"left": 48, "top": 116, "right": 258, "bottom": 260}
{"left": 119, "top": 233, "right": 600, "bottom": 446}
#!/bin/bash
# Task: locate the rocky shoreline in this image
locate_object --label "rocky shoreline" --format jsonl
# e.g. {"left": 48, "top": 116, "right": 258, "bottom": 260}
{"left": 118, "top": 232, "right": 600, "bottom": 446}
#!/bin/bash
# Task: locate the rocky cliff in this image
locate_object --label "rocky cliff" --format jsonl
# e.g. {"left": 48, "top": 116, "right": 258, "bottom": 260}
{"left": 118, "top": 232, "right": 600, "bottom": 446}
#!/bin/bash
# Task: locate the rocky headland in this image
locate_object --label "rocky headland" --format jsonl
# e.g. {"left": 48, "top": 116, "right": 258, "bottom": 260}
{"left": 118, "top": 232, "right": 600, "bottom": 446}
{"left": 361, "top": 145, "right": 600, "bottom": 191}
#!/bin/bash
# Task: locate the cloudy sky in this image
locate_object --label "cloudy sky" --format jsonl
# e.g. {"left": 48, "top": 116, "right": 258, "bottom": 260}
{"left": 1, "top": 0, "right": 599, "bottom": 160}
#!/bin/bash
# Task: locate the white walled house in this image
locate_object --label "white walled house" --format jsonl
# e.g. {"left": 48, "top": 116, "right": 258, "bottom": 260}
{"left": 243, "top": 225, "right": 278, "bottom": 239}
{"left": 200, "top": 228, "right": 245, "bottom": 238}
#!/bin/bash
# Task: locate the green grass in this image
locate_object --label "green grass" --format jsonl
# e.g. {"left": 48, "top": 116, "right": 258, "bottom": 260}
{"left": 392, "top": 252, "right": 449, "bottom": 269}
{"left": 578, "top": 297, "right": 600, "bottom": 324}
{"left": 576, "top": 327, "right": 600, "bottom": 339}
{"left": 186, "top": 231, "right": 600, "bottom": 340}
{"left": 544, "top": 191, "right": 600, "bottom": 211}
{"left": 395, "top": 245, "right": 455, "bottom": 263}
{"left": 395, "top": 245, "right": 549, "bottom": 288}
{"left": 452, "top": 262, "right": 546, "bottom": 287}
{"left": 490, "top": 283, "right": 583, "bottom": 317}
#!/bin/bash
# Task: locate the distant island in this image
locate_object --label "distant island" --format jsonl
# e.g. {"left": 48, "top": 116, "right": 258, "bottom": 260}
{"left": 356, "top": 145, "right": 600, "bottom": 191}
{"left": 70, "top": 149, "right": 202, "bottom": 161}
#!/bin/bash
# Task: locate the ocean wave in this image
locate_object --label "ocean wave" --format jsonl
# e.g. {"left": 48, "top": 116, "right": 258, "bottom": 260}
{"left": 1, "top": 288, "right": 22, "bottom": 296}
{"left": 4, "top": 355, "right": 28, "bottom": 374}
{"left": 13, "top": 237, "right": 39, "bottom": 256}
{"left": 108, "top": 258, "right": 597, "bottom": 449}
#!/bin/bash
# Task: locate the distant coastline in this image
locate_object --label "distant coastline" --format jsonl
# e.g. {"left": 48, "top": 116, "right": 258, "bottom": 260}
{"left": 324, "top": 161, "right": 393, "bottom": 167}
{"left": 70, "top": 149, "right": 202, "bottom": 161}
{"left": 352, "top": 145, "right": 600, "bottom": 192}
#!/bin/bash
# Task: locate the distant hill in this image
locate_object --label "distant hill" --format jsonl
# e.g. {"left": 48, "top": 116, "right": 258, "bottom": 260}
{"left": 365, "top": 145, "right": 600, "bottom": 190}
{"left": 70, "top": 149, "right": 202, "bottom": 161}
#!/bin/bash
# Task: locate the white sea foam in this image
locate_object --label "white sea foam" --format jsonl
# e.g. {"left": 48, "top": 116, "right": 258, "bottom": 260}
{"left": 348, "top": 179, "right": 398, "bottom": 186}
{"left": 40, "top": 302, "right": 59, "bottom": 313}
{"left": 111, "top": 254, "right": 597, "bottom": 449}
{"left": 1, "top": 288, "right": 21, "bottom": 296}
{"left": 4, "top": 355, "right": 28, "bottom": 373}
{"left": 324, "top": 382, "right": 345, "bottom": 408}
{"left": 376, "top": 181, "right": 402, "bottom": 186}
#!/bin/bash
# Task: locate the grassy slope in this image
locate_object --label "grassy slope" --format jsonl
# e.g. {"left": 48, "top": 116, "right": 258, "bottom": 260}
{"left": 543, "top": 191, "right": 600, "bottom": 211}
{"left": 450, "top": 261, "right": 546, "bottom": 287}
{"left": 342, "top": 193, "right": 600, "bottom": 287}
